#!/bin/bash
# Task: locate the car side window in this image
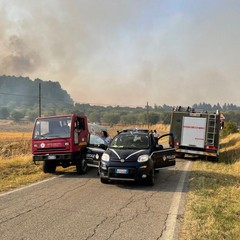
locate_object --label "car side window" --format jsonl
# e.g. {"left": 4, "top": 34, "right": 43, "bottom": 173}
{"left": 89, "top": 134, "right": 105, "bottom": 145}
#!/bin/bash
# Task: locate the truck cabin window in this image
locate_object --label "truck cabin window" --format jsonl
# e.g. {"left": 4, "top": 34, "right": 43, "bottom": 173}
{"left": 33, "top": 117, "right": 71, "bottom": 139}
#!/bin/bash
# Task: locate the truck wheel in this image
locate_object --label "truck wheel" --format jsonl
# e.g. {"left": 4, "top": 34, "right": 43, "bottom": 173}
{"left": 100, "top": 177, "right": 109, "bottom": 184}
{"left": 146, "top": 170, "right": 155, "bottom": 186}
{"left": 76, "top": 158, "right": 87, "bottom": 174}
{"left": 211, "top": 156, "right": 219, "bottom": 162}
{"left": 43, "top": 161, "right": 56, "bottom": 173}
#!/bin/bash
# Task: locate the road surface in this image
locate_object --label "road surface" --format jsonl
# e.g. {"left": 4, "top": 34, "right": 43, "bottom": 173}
{"left": 0, "top": 159, "right": 192, "bottom": 240}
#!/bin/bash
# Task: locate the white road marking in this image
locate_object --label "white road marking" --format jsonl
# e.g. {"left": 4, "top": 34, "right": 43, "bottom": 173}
{"left": 0, "top": 176, "right": 61, "bottom": 197}
{"left": 160, "top": 160, "right": 192, "bottom": 240}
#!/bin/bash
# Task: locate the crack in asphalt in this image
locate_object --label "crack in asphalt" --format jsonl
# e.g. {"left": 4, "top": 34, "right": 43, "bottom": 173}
{"left": 158, "top": 213, "right": 169, "bottom": 240}
{"left": 85, "top": 191, "right": 156, "bottom": 240}
{"left": 0, "top": 179, "right": 91, "bottom": 225}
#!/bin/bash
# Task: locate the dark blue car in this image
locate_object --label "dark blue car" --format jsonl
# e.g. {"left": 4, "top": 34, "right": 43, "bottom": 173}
{"left": 99, "top": 129, "right": 176, "bottom": 186}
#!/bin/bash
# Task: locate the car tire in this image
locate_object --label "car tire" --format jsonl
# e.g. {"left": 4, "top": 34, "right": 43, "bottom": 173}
{"left": 76, "top": 158, "right": 88, "bottom": 174}
{"left": 100, "top": 177, "right": 109, "bottom": 184}
{"left": 146, "top": 170, "right": 155, "bottom": 186}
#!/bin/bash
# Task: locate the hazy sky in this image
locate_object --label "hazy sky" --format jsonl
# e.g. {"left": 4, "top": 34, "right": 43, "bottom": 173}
{"left": 0, "top": 0, "right": 239, "bottom": 107}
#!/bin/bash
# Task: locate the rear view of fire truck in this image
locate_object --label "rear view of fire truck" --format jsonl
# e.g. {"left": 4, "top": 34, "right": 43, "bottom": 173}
{"left": 170, "top": 106, "right": 224, "bottom": 161}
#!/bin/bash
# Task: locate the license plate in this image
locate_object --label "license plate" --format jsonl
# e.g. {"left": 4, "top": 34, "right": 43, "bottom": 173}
{"left": 48, "top": 155, "right": 56, "bottom": 160}
{"left": 115, "top": 169, "right": 128, "bottom": 174}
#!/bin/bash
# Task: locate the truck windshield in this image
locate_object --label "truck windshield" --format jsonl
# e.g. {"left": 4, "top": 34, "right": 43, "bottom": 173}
{"left": 110, "top": 133, "right": 149, "bottom": 149}
{"left": 33, "top": 116, "right": 72, "bottom": 139}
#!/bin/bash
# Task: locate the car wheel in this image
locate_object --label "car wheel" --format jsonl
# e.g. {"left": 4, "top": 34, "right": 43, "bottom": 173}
{"left": 146, "top": 170, "right": 155, "bottom": 186}
{"left": 100, "top": 177, "right": 109, "bottom": 184}
{"left": 76, "top": 158, "right": 88, "bottom": 174}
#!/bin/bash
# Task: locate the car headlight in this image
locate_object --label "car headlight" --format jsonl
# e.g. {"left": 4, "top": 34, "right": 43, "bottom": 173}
{"left": 101, "top": 153, "right": 110, "bottom": 162}
{"left": 137, "top": 154, "right": 149, "bottom": 162}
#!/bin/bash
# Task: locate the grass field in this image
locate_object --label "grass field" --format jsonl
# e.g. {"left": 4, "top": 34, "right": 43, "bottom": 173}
{"left": 0, "top": 126, "right": 239, "bottom": 239}
{"left": 180, "top": 133, "right": 240, "bottom": 240}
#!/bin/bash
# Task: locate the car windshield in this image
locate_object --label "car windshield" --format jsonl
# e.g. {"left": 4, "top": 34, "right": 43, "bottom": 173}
{"left": 33, "top": 116, "right": 71, "bottom": 139}
{"left": 109, "top": 133, "right": 149, "bottom": 149}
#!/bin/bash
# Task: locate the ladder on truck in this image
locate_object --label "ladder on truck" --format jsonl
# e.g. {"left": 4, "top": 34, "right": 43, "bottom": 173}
{"left": 206, "top": 114, "right": 217, "bottom": 146}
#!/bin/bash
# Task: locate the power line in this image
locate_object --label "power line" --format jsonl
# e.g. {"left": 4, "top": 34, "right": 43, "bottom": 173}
{"left": 0, "top": 92, "right": 37, "bottom": 98}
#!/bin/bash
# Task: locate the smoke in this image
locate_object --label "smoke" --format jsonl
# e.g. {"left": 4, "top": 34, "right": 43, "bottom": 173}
{"left": 1, "top": 35, "right": 41, "bottom": 74}
{"left": 0, "top": 0, "right": 240, "bottom": 106}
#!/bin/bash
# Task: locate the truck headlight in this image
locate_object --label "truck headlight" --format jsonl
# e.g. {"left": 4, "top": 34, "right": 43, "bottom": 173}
{"left": 101, "top": 153, "right": 110, "bottom": 162}
{"left": 137, "top": 154, "right": 149, "bottom": 162}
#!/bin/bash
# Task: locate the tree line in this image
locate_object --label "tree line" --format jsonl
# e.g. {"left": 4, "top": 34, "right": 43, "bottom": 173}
{"left": 0, "top": 75, "right": 240, "bottom": 128}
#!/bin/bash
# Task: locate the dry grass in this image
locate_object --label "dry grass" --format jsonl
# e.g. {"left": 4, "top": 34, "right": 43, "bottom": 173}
{"left": 220, "top": 133, "right": 240, "bottom": 164}
{"left": 180, "top": 133, "right": 240, "bottom": 240}
{"left": 0, "top": 154, "right": 52, "bottom": 192}
{"left": 0, "top": 132, "right": 32, "bottom": 140}
{"left": 0, "top": 132, "right": 32, "bottom": 156}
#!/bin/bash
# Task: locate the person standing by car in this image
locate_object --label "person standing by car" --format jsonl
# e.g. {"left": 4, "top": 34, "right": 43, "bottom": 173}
{"left": 153, "top": 130, "right": 159, "bottom": 144}
{"left": 101, "top": 130, "right": 111, "bottom": 144}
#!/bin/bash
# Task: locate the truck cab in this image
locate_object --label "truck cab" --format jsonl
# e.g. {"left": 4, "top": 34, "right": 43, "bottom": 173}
{"left": 32, "top": 114, "right": 107, "bottom": 174}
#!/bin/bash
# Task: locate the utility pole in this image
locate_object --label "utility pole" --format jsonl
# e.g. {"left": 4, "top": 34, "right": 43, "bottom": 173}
{"left": 147, "top": 101, "right": 149, "bottom": 129}
{"left": 38, "top": 83, "right": 41, "bottom": 117}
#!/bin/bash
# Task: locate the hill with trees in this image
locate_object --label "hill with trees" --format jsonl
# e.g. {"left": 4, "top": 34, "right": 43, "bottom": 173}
{"left": 0, "top": 75, "right": 74, "bottom": 120}
{"left": 0, "top": 75, "right": 240, "bottom": 130}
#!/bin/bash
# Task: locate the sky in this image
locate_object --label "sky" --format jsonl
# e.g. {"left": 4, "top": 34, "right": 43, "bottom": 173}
{"left": 0, "top": 0, "right": 239, "bottom": 107}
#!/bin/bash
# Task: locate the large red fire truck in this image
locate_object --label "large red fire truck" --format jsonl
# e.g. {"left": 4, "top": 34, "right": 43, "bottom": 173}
{"left": 170, "top": 106, "right": 224, "bottom": 161}
{"left": 32, "top": 114, "right": 107, "bottom": 173}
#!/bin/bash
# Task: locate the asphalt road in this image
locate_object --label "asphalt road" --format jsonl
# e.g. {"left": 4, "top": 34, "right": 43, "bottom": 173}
{"left": 0, "top": 159, "right": 192, "bottom": 240}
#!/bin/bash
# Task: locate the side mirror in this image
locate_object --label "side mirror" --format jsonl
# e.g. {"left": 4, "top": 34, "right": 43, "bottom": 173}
{"left": 157, "top": 144, "right": 163, "bottom": 150}
{"left": 99, "top": 144, "right": 107, "bottom": 150}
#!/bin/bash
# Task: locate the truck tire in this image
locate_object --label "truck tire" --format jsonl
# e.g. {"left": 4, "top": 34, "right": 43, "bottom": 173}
{"left": 76, "top": 158, "right": 88, "bottom": 174}
{"left": 43, "top": 161, "right": 56, "bottom": 173}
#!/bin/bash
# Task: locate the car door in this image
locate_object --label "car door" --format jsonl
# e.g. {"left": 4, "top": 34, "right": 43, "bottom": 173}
{"left": 85, "top": 134, "right": 107, "bottom": 167}
{"left": 151, "top": 133, "right": 176, "bottom": 169}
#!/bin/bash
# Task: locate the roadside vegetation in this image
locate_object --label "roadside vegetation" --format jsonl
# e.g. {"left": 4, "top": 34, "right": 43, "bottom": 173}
{"left": 0, "top": 124, "right": 239, "bottom": 239}
{"left": 180, "top": 132, "right": 240, "bottom": 240}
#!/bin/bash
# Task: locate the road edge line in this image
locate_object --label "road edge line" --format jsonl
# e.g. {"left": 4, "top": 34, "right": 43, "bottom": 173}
{"left": 161, "top": 160, "right": 192, "bottom": 240}
{"left": 0, "top": 176, "right": 62, "bottom": 197}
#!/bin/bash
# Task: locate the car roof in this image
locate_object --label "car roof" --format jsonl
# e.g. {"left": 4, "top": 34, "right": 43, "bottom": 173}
{"left": 119, "top": 128, "right": 150, "bottom": 134}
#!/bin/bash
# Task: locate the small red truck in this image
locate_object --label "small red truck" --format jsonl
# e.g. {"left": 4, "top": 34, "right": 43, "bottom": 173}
{"left": 32, "top": 114, "right": 107, "bottom": 173}
{"left": 170, "top": 106, "right": 224, "bottom": 161}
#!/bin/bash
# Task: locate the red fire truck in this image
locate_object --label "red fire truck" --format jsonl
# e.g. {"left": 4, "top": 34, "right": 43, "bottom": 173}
{"left": 32, "top": 114, "right": 107, "bottom": 173}
{"left": 170, "top": 106, "right": 224, "bottom": 161}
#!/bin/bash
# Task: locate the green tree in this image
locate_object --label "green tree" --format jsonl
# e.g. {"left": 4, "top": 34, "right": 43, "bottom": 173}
{"left": 28, "top": 111, "right": 38, "bottom": 121}
{"left": 0, "top": 107, "right": 10, "bottom": 119}
{"left": 161, "top": 111, "right": 171, "bottom": 124}
{"left": 221, "top": 121, "right": 239, "bottom": 137}
{"left": 138, "top": 112, "right": 160, "bottom": 125}
{"left": 89, "top": 111, "right": 102, "bottom": 124}
{"left": 102, "top": 113, "right": 120, "bottom": 125}
{"left": 10, "top": 110, "right": 25, "bottom": 122}
{"left": 120, "top": 114, "right": 137, "bottom": 124}
{"left": 148, "top": 112, "right": 160, "bottom": 125}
